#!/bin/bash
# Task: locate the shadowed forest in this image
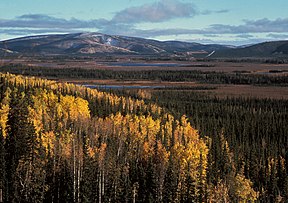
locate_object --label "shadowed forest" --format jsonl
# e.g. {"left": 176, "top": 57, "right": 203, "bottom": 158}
{"left": 0, "top": 72, "right": 287, "bottom": 202}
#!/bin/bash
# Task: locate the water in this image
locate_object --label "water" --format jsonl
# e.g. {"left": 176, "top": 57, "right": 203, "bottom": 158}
{"left": 84, "top": 84, "right": 165, "bottom": 89}
{"left": 106, "top": 62, "right": 182, "bottom": 67}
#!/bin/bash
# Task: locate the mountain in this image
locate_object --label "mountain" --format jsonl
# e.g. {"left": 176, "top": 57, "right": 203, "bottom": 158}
{"left": 210, "top": 40, "right": 288, "bottom": 58}
{"left": 1, "top": 33, "right": 288, "bottom": 58}
{"left": 0, "top": 32, "right": 230, "bottom": 56}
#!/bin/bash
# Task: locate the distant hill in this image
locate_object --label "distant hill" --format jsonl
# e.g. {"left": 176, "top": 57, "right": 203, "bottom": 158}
{"left": 1, "top": 33, "right": 287, "bottom": 58}
{"left": 0, "top": 32, "right": 230, "bottom": 56}
{"left": 210, "top": 40, "right": 288, "bottom": 58}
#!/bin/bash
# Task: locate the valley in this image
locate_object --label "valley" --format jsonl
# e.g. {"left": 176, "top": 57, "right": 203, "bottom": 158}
{"left": 0, "top": 33, "right": 288, "bottom": 202}
{"left": 2, "top": 54, "right": 288, "bottom": 99}
{"left": 2, "top": 0, "right": 288, "bottom": 201}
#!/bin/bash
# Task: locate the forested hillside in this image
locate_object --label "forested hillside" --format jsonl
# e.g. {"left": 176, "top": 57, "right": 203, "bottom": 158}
{"left": 148, "top": 90, "right": 288, "bottom": 202}
{"left": 0, "top": 73, "right": 259, "bottom": 202}
{"left": 113, "top": 88, "right": 288, "bottom": 202}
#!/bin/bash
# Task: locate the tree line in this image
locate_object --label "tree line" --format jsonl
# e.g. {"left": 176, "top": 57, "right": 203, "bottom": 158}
{"left": 1, "top": 64, "right": 288, "bottom": 86}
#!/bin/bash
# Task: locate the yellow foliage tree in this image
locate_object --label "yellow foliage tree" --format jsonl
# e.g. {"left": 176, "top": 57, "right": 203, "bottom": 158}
{"left": 231, "top": 174, "right": 259, "bottom": 202}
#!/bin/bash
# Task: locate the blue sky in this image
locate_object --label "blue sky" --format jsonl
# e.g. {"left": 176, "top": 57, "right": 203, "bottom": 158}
{"left": 1, "top": 0, "right": 288, "bottom": 45}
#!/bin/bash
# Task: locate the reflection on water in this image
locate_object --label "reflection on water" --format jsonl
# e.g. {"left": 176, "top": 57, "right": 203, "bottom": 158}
{"left": 84, "top": 85, "right": 165, "bottom": 89}
{"left": 106, "top": 62, "right": 182, "bottom": 67}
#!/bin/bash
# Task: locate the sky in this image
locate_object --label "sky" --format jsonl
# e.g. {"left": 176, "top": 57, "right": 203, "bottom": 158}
{"left": 1, "top": 0, "right": 288, "bottom": 45}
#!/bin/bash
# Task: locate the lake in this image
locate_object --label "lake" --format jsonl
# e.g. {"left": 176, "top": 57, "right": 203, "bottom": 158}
{"left": 84, "top": 84, "right": 165, "bottom": 89}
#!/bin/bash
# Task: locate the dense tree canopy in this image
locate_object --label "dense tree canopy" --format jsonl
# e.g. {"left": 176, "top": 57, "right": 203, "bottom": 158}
{"left": 2, "top": 70, "right": 287, "bottom": 202}
{"left": 0, "top": 72, "right": 248, "bottom": 202}
{"left": 1, "top": 64, "right": 288, "bottom": 86}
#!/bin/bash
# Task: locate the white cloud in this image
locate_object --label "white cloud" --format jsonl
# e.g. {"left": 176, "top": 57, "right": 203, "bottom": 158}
{"left": 0, "top": 14, "right": 109, "bottom": 29}
{"left": 112, "top": 0, "right": 197, "bottom": 23}
{"left": 200, "top": 9, "right": 229, "bottom": 15}
{"left": 0, "top": 1, "right": 288, "bottom": 45}
{"left": 266, "top": 33, "right": 288, "bottom": 39}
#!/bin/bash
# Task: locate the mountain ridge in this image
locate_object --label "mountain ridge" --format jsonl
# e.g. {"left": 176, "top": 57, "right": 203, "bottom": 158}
{"left": 211, "top": 40, "right": 288, "bottom": 58}
{"left": 1, "top": 32, "right": 288, "bottom": 58}
{"left": 0, "top": 32, "right": 230, "bottom": 56}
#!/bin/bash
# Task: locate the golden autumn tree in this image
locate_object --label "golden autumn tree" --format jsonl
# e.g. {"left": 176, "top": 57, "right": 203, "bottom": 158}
{"left": 0, "top": 73, "right": 215, "bottom": 202}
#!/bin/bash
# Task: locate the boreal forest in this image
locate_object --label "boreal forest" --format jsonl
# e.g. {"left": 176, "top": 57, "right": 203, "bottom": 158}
{"left": 0, "top": 72, "right": 287, "bottom": 202}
